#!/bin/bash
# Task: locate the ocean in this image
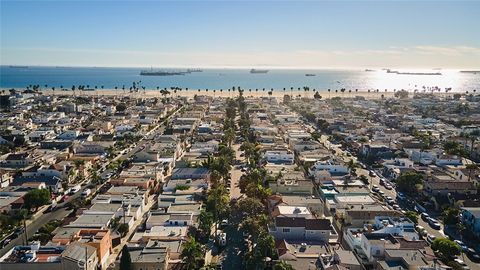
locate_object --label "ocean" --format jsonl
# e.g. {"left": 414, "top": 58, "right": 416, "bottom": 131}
{"left": 1, "top": 66, "right": 479, "bottom": 92}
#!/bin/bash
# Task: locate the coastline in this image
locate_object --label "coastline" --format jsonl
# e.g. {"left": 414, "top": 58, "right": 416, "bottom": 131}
{"left": 1, "top": 88, "right": 449, "bottom": 99}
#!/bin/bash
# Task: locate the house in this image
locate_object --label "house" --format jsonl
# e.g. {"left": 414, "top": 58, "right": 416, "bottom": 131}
{"left": 170, "top": 168, "right": 210, "bottom": 181}
{"left": 434, "top": 154, "right": 463, "bottom": 166}
{"left": 128, "top": 245, "right": 168, "bottom": 270}
{"left": 0, "top": 242, "right": 98, "bottom": 270}
{"left": 11, "top": 175, "right": 63, "bottom": 193}
{"left": 264, "top": 150, "right": 295, "bottom": 165}
{"left": 269, "top": 216, "right": 332, "bottom": 243}
{"left": 361, "top": 144, "right": 393, "bottom": 160}
{"left": 1, "top": 153, "right": 34, "bottom": 168}
{"left": 461, "top": 207, "right": 480, "bottom": 238}
{"left": 51, "top": 229, "right": 112, "bottom": 269}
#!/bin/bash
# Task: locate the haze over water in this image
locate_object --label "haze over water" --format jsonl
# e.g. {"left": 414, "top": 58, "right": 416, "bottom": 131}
{"left": 1, "top": 66, "right": 479, "bottom": 93}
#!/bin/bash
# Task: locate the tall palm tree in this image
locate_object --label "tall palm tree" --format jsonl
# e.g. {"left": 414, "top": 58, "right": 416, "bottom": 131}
{"left": 181, "top": 237, "right": 204, "bottom": 270}
{"left": 466, "top": 164, "right": 479, "bottom": 182}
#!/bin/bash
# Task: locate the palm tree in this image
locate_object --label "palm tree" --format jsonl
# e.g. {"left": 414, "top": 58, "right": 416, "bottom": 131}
{"left": 466, "top": 164, "right": 479, "bottom": 182}
{"left": 181, "top": 237, "right": 204, "bottom": 270}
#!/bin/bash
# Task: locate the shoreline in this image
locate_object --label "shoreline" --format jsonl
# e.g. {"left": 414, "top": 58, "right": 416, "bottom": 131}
{"left": 1, "top": 88, "right": 457, "bottom": 100}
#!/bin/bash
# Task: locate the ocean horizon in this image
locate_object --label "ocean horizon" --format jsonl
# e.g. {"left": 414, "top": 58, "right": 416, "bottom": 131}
{"left": 1, "top": 65, "right": 479, "bottom": 92}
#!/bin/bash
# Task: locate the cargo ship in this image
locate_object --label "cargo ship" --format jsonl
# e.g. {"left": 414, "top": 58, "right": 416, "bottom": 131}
{"left": 305, "top": 74, "right": 316, "bottom": 76}
{"left": 250, "top": 69, "right": 269, "bottom": 74}
{"left": 386, "top": 69, "right": 441, "bottom": 75}
{"left": 187, "top": 69, "right": 203, "bottom": 73}
{"left": 140, "top": 69, "right": 187, "bottom": 76}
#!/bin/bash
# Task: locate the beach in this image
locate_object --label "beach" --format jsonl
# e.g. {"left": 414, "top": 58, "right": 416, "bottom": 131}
{"left": 35, "top": 88, "right": 404, "bottom": 99}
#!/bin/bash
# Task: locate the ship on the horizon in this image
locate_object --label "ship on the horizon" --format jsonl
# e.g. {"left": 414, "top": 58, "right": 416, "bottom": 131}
{"left": 140, "top": 69, "right": 187, "bottom": 76}
{"left": 250, "top": 69, "right": 269, "bottom": 74}
{"left": 9, "top": 65, "right": 28, "bottom": 69}
{"left": 187, "top": 69, "right": 203, "bottom": 73}
{"left": 305, "top": 74, "right": 316, "bottom": 76}
{"left": 365, "top": 69, "right": 375, "bottom": 72}
{"left": 386, "top": 69, "right": 441, "bottom": 76}
{"left": 460, "top": 70, "right": 480, "bottom": 74}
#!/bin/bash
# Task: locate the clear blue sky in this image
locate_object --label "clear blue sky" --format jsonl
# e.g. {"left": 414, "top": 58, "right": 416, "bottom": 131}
{"left": 1, "top": 0, "right": 479, "bottom": 68}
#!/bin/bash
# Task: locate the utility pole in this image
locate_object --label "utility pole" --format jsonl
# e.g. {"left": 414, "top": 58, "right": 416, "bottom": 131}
{"left": 23, "top": 218, "right": 28, "bottom": 246}
{"left": 85, "top": 245, "right": 88, "bottom": 270}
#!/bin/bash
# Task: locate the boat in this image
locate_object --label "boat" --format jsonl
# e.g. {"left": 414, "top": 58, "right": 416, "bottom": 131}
{"left": 460, "top": 70, "right": 480, "bottom": 74}
{"left": 250, "top": 69, "right": 269, "bottom": 74}
{"left": 187, "top": 69, "right": 203, "bottom": 73}
{"left": 386, "top": 69, "right": 441, "bottom": 75}
{"left": 140, "top": 69, "right": 187, "bottom": 76}
{"left": 365, "top": 69, "right": 375, "bottom": 72}
{"left": 305, "top": 74, "right": 316, "bottom": 76}
{"left": 396, "top": 72, "right": 442, "bottom": 75}
{"left": 9, "top": 65, "right": 28, "bottom": 69}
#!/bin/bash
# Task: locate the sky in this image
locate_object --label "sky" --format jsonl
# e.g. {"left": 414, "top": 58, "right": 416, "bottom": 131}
{"left": 1, "top": 0, "right": 479, "bottom": 68}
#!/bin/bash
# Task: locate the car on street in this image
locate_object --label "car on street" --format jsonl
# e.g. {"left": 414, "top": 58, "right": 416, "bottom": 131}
{"left": 384, "top": 183, "right": 393, "bottom": 190}
{"left": 372, "top": 185, "right": 380, "bottom": 192}
{"left": 369, "top": 170, "right": 377, "bottom": 177}
{"left": 454, "top": 240, "right": 468, "bottom": 252}
{"left": 453, "top": 258, "right": 470, "bottom": 270}
{"left": 420, "top": 212, "right": 430, "bottom": 221}
{"left": 427, "top": 218, "right": 441, "bottom": 230}
{"left": 426, "top": 234, "right": 436, "bottom": 245}
{"left": 467, "top": 248, "right": 480, "bottom": 262}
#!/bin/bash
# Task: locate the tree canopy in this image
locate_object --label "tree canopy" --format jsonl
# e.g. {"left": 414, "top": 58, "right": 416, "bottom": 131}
{"left": 181, "top": 237, "right": 204, "bottom": 270}
{"left": 431, "top": 238, "right": 461, "bottom": 258}
{"left": 24, "top": 189, "right": 51, "bottom": 211}
{"left": 396, "top": 172, "right": 423, "bottom": 194}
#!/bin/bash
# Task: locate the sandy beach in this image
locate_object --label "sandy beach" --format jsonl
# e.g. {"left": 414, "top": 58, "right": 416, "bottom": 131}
{"left": 30, "top": 89, "right": 410, "bottom": 100}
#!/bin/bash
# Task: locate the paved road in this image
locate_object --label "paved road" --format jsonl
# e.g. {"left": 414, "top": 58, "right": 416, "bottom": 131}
{"left": 0, "top": 201, "right": 74, "bottom": 257}
{"left": 0, "top": 106, "right": 178, "bottom": 259}
{"left": 229, "top": 143, "right": 244, "bottom": 199}
{"left": 320, "top": 135, "right": 479, "bottom": 269}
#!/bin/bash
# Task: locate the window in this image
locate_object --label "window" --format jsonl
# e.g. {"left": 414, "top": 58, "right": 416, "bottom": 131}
{"left": 184, "top": 221, "right": 187, "bottom": 225}
{"left": 282, "top": 228, "right": 290, "bottom": 233}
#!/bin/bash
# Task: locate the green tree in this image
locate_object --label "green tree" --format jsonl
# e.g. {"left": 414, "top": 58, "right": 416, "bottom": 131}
{"left": 396, "top": 172, "right": 423, "bottom": 194}
{"left": 119, "top": 245, "right": 132, "bottom": 270}
{"left": 245, "top": 231, "right": 276, "bottom": 269}
{"left": 236, "top": 197, "right": 265, "bottom": 219}
{"left": 116, "top": 102, "right": 127, "bottom": 112}
{"left": 431, "top": 238, "right": 461, "bottom": 258}
{"left": 223, "top": 128, "right": 235, "bottom": 148}
{"left": 24, "top": 189, "right": 51, "bottom": 212}
{"left": 181, "top": 237, "right": 204, "bottom": 270}
{"left": 117, "top": 223, "right": 129, "bottom": 237}
{"left": 273, "top": 261, "right": 295, "bottom": 270}
{"left": 442, "top": 207, "right": 459, "bottom": 226}
{"left": 404, "top": 211, "right": 418, "bottom": 224}
{"left": 198, "top": 209, "right": 214, "bottom": 236}
{"left": 206, "top": 184, "right": 230, "bottom": 222}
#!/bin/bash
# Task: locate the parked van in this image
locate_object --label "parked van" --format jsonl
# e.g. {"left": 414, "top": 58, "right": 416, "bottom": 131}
{"left": 81, "top": 188, "right": 92, "bottom": 198}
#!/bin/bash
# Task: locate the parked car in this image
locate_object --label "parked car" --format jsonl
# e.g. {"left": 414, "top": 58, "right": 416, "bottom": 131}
{"left": 81, "top": 188, "right": 92, "bottom": 198}
{"left": 420, "top": 212, "right": 430, "bottom": 221}
{"left": 454, "top": 240, "right": 468, "bottom": 252}
{"left": 428, "top": 218, "right": 441, "bottom": 230}
{"left": 372, "top": 185, "right": 380, "bottom": 192}
{"left": 384, "top": 183, "right": 393, "bottom": 190}
{"left": 453, "top": 258, "right": 469, "bottom": 270}
{"left": 467, "top": 248, "right": 480, "bottom": 262}
{"left": 369, "top": 171, "right": 377, "bottom": 177}
{"left": 426, "top": 234, "right": 436, "bottom": 244}
{"left": 397, "top": 192, "right": 406, "bottom": 201}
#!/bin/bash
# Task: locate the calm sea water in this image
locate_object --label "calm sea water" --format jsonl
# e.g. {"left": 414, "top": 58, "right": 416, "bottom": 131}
{"left": 1, "top": 66, "right": 479, "bottom": 92}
